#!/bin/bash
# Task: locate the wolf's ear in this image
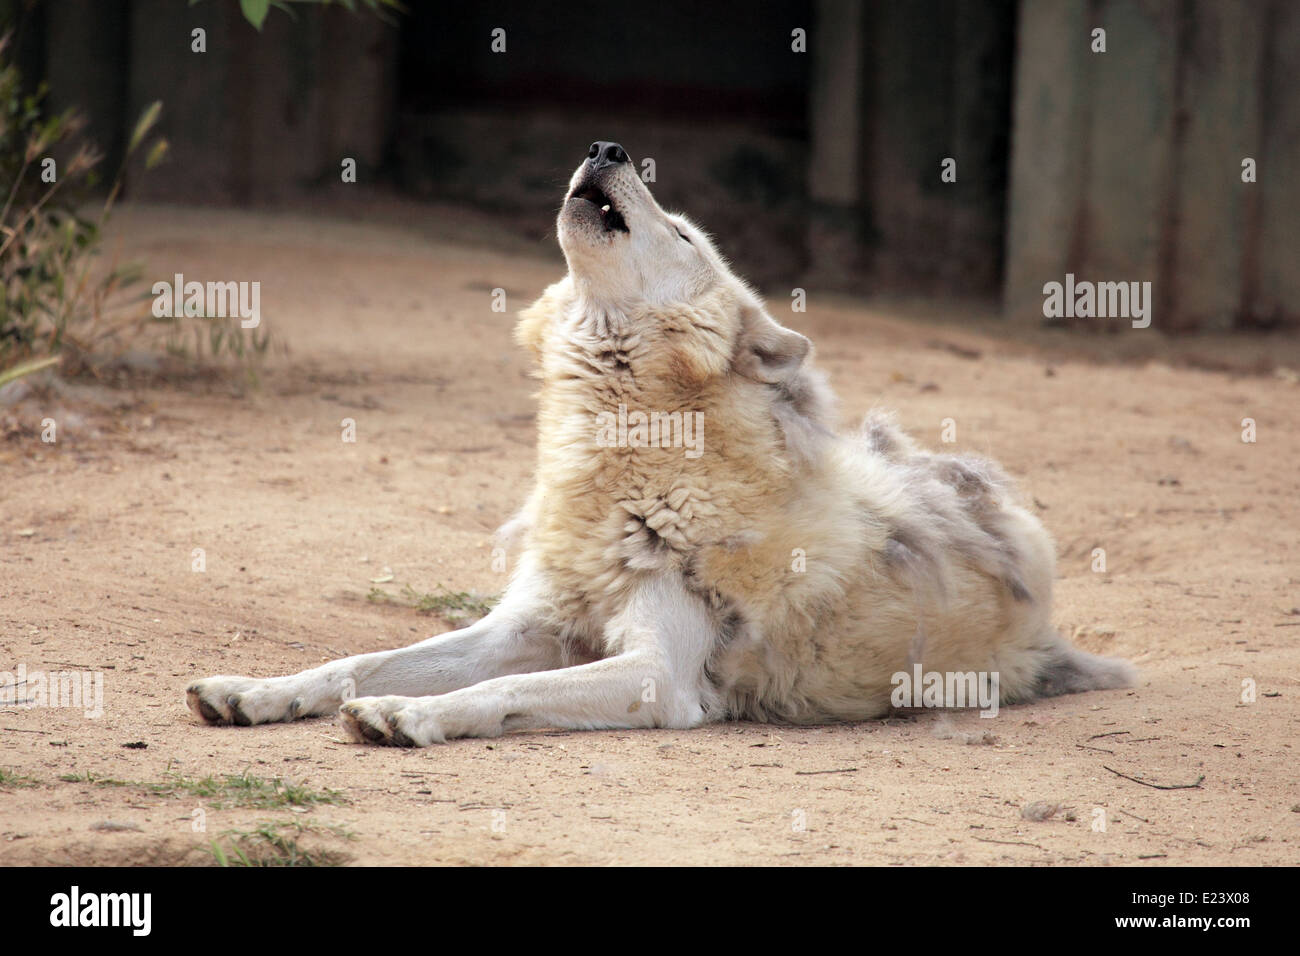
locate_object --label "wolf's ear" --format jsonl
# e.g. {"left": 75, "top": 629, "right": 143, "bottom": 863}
{"left": 516, "top": 280, "right": 570, "bottom": 360}
{"left": 733, "top": 304, "right": 811, "bottom": 385}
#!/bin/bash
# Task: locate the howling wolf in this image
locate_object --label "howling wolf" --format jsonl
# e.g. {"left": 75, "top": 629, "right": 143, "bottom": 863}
{"left": 186, "top": 141, "right": 1134, "bottom": 746}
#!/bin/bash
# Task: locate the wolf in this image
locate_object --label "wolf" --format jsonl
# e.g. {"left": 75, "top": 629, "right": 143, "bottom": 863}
{"left": 186, "top": 141, "right": 1135, "bottom": 746}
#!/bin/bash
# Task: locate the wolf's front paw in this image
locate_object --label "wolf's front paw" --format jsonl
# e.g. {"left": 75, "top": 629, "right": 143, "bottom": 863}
{"left": 186, "top": 676, "right": 303, "bottom": 726}
{"left": 338, "top": 697, "right": 445, "bottom": 747}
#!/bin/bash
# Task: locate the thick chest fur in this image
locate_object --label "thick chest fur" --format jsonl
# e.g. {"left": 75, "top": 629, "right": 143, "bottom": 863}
{"left": 523, "top": 310, "right": 803, "bottom": 635}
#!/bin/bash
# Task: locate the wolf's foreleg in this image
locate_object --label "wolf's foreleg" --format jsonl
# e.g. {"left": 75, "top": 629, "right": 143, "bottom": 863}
{"left": 338, "top": 573, "right": 720, "bottom": 745}
{"left": 185, "top": 556, "right": 560, "bottom": 726}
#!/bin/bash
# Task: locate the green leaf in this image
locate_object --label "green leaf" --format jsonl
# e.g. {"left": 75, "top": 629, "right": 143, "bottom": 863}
{"left": 0, "top": 354, "right": 61, "bottom": 388}
{"left": 145, "top": 138, "right": 169, "bottom": 170}
{"left": 240, "top": 0, "right": 271, "bottom": 30}
{"left": 127, "top": 101, "right": 162, "bottom": 153}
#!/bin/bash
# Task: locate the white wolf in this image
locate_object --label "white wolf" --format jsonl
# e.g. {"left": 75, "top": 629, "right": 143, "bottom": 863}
{"left": 186, "top": 141, "right": 1135, "bottom": 746}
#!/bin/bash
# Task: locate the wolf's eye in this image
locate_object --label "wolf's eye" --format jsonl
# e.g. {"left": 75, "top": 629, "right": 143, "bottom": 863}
{"left": 676, "top": 231, "right": 692, "bottom": 245}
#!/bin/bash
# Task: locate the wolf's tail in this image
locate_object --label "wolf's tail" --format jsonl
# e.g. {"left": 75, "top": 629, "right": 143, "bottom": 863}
{"left": 1032, "top": 642, "right": 1137, "bottom": 699}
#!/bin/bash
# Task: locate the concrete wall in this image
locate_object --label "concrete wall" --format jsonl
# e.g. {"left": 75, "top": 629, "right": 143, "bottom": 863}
{"left": 41, "top": 0, "right": 397, "bottom": 203}
{"left": 806, "top": 0, "right": 1017, "bottom": 296}
{"left": 394, "top": 110, "right": 810, "bottom": 287}
{"left": 25, "top": 0, "right": 1297, "bottom": 329}
{"left": 391, "top": 0, "right": 811, "bottom": 288}
{"left": 44, "top": 0, "right": 129, "bottom": 169}
{"left": 1004, "top": 0, "right": 1300, "bottom": 330}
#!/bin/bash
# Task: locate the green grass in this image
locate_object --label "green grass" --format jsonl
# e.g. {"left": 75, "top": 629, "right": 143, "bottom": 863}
{"left": 208, "top": 820, "right": 354, "bottom": 868}
{"left": 58, "top": 771, "right": 129, "bottom": 786}
{"left": 0, "top": 768, "right": 40, "bottom": 788}
{"left": 59, "top": 770, "right": 345, "bottom": 809}
{"left": 367, "top": 583, "right": 498, "bottom": 624}
{"left": 161, "top": 771, "right": 345, "bottom": 810}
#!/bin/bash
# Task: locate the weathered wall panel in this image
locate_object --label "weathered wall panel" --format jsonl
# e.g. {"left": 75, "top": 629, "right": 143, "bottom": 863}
{"left": 1005, "top": 0, "right": 1299, "bottom": 330}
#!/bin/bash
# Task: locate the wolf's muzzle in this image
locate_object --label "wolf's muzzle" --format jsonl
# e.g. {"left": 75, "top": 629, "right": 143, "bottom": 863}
{"left": 586, "top": 141, "right": 630, "bottom": 170}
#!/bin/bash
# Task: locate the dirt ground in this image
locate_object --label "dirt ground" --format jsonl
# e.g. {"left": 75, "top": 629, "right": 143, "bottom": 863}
{"left": 1, "top": 202, "right": 1297, "bottom": 866}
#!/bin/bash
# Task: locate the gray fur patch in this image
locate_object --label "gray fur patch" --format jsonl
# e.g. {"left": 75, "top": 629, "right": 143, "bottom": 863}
{"left": 1031, "top": 643, "right": 1138, "bottom": 699}
{"left": 865, "top": 420, "right": 901, "bottom": 458}
{"left": 875, "top": 448, "right": 1035, "bottom": 605}
{"left": 769, "top": 365, "right": 837, "bottom": 466}
{"left": 883, "top": 526, "right": 947, "bottom": 602}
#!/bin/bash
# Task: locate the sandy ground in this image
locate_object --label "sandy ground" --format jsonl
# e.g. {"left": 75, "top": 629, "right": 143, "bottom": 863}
{"left": 1, "top": 203, "right": 1297, "bottom": 866}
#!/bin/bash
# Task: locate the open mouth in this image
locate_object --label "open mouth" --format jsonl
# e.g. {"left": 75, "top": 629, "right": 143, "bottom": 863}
{"left": 569, "top": 181, "right": 629, "bottom": 233}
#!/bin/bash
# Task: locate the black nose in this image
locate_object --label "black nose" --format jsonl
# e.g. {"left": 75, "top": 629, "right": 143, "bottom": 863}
{"left": 587, "top": 141, "right": 629, "bottom": 169}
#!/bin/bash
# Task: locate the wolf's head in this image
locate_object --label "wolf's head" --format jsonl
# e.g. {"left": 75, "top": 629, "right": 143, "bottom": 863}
{"left": 553, "top": 141, "right": 817, "bottom": 380}
{"left": 520, "top": 142, "right": 834, "bottom": 464}
{"left": 557, "top": 141, "right": 741, "bottom": 310}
